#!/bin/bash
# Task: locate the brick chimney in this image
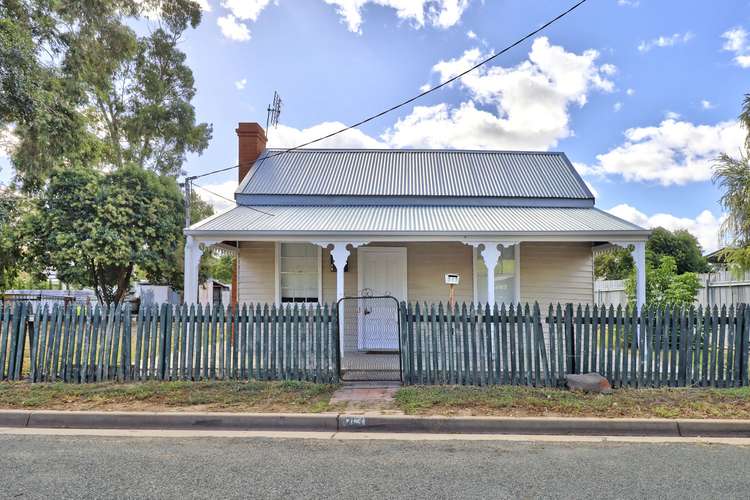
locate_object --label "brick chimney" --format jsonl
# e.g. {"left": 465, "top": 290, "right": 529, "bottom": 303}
{"left": 236, "top": 122, "right": 267, "bottom": 183}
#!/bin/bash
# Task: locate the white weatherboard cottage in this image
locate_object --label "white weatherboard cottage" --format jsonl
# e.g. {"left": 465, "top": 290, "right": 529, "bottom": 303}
{"left": 184, "top": 123, "right": 649, "bottom": 364}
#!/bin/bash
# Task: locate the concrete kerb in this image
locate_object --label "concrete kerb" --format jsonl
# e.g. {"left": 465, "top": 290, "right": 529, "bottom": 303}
{"left": 1, "top": 410, "right": 750, "bottom": 437}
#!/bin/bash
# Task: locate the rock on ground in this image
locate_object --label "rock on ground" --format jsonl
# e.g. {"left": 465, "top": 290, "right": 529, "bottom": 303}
{"left": 566, "top": 373, "right": 612, "bottom": 394}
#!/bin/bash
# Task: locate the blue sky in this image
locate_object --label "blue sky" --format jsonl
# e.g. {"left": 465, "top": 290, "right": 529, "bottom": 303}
{"left": 2, "top": 0, "right": 750, "bottom": 252}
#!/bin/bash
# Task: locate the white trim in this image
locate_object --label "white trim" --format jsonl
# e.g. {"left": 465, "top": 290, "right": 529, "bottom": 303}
{"left": 274, "top": 242, "right": 280, "bottom": 305}
{"left": 470, "top": 242, "right": 520, "bottom": 307}
{"left": 274, "top": 242, "right": 323, "bottom": 306}
{"left": 514, "top": 243, "right": 521, "bottom": 304}
{"left": 472, "top": 246, "right": 478, "bottom": 304}
{"left": 187, "top": 232, "right": 651, "bottom": 242}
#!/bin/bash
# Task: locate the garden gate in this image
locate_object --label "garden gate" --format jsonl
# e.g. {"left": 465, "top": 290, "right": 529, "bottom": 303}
{"left": 337, "top": 296, "right": 402, "bottom": 382}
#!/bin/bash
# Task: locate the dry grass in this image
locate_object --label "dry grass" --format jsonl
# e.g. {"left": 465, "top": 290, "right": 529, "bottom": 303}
{"left": 0, "top": 380, "right": 341, "bottom": 413}
{"left": 394, "top": 385, "right": 750, "bottom": 419}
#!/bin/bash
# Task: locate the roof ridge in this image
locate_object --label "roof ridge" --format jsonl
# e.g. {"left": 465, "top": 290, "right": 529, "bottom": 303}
{"left": 262, "top": 148, "right": 565, "bottom": 155}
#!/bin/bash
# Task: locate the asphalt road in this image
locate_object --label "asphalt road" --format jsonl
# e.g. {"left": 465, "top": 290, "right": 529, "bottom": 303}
{"left": 1, "top": 434, "right": 749, "bottom": 499}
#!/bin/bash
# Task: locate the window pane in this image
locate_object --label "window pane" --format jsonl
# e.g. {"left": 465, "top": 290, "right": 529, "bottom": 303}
{"left": 280, "top": 243, "right": 319, "bottom": 303}
{"left": 476, "top": 246, "right": 516, "bottom": 306}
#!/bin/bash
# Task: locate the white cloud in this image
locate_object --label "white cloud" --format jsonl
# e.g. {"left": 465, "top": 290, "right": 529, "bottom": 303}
{"left": 723, "top": 27, "right": 747, "bottom": 52}
{"left": 221, "top": 0, "right": 273, "bottom": 20}
{"left": 217, "top": 14, "right": 251, "bottom": 41}
{"left": 419, "top": 83, "right": 431, "bottom": 92}
{"left": 721, "top": 27, "right": 750, "bottom": 68}
{"left": 270, "top": 37, "right": 615, "bottom": 156}
{"left": 626, "top": 88, "right": 635, "bottom": 96}
{"left": 600, "top": 63, "right": 617, "bottom": 76}
{"left": 701, "top": 99, "right": 714, "bottom": 110}
{"left": 196, "top": 180, "right": 238, "bottom": 212}
{"left": 613, "top": 101, "right": 623, "bottom": 112}
{"left": 322, "top": 0, "right": 471, "bottom": 34}
{"left": 608, "top": 204, "right": 724, "bottom": 253}
{"left": 195, "top": 0, "right": 212, "bottom": 11}
{"left": 637, "top": 32, "right": 693, "bottom": 52}
{"left": 383, "top": 37, "right": 615, "bottom": 150}
{"left": 617, "top": 0, "right": 639, "bottom": 6}
{"left": 234, "top": 78, "right": 247, "bottom": 90}
{"left": 579, "top": 118, "right": 745, "bottom": 186}
{"left": 466, "top": 29, "right": 477, "bottom": 39}
{"left": 665, "top": 110, "right": 681, "bottom": 120}
{"left": 268, "top": 122, "right": 386, "bottom": 149}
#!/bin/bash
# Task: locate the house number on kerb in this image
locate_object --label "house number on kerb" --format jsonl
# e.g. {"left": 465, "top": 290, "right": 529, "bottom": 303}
{"left": 341, "top": 415, "right": 366, "bottom": 427}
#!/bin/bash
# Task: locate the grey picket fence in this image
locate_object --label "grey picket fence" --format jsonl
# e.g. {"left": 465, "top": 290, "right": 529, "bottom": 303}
{"left": 400, "top": 302, "right": 750, "bottom": 388}
{"left": 0, "top": 302, "right": 339, "bottom": 383}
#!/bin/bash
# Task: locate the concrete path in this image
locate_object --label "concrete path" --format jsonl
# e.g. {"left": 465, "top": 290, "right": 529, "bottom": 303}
{"left": 1, "top": 432, "right": 749, "bottom": 499}
{"left": 329, "top": 382, "right": 401, "bottom": 413}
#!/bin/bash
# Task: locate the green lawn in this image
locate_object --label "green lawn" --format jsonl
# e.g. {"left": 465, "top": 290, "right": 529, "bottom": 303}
{"left": 0, "top": 380, "right": 341, "bottom": 413}
{"left": 394, "top": 385, "right": 750, "bottom": 419}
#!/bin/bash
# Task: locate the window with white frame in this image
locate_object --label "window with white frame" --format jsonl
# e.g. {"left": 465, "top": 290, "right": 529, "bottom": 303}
{"left": 475, "top": 245, "right": 516, "bottom": 306}
{"left": 278, "top": 243, "right": 320, "bottom": 303}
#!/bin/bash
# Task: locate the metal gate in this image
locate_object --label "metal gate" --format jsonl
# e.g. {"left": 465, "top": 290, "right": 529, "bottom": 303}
{"left": 336, "top": 296, "right": 402, "bottom": 382}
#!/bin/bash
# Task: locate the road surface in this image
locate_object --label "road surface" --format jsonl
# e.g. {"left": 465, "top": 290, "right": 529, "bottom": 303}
{"left": 1, "top": 433, "right": 748, "bottom": 499}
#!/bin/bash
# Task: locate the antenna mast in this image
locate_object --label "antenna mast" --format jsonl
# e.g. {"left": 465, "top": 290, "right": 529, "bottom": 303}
{"left": 266, "top": 91, "right": 282, "bottom": 133}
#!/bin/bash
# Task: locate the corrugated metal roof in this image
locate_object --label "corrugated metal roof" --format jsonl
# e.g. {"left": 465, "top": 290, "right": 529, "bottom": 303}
{"left": 189, "top": 205, "right": 645, "bottom": 234}
{"left": 238, "top": 149, "right": 593, "bottom": 199}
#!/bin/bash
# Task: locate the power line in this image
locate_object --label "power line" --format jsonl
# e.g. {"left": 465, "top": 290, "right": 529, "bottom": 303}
{"left": 192, "top": 182, "right": 275, "bottom": 217}
{"left": 187, "top": 0, "right": 589, "bottom": 182}
{"left": 192, "top": 182, "right": 234, "bottom": 203}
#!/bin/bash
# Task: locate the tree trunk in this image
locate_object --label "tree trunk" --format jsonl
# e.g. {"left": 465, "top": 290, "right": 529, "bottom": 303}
{"left": 113, "top": 263, "right": 134, "bottom": 305}
{"left": 90, "top": 262, "right": 133, "bottom": 305}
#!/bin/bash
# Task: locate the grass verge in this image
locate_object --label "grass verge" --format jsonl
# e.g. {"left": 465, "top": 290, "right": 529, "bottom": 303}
{"left": 394, "top": 385, "right": 750, "bottom": 419}
{"left": 0, "top": 380, "right": 341, "bottom": 413}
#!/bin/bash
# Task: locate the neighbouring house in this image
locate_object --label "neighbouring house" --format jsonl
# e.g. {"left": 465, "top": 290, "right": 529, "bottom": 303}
{"left": 183, "top": 122, "right": 649, "bottom": 374}
{"left": 133, "top": 282, "right": 181, "bottom": 308}
{"left": 198, "top": 278, "right": 231, "bottom": 306}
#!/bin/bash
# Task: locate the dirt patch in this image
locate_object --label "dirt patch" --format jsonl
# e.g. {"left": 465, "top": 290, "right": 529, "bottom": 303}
{"left": 330, "top": 385, "right": 401, "bottom": 414}
{"left": 0, "top": 380, "right": 340, "bottom": 413}
{"left": 394, "top": 385, "right": 750, "bottom": 419}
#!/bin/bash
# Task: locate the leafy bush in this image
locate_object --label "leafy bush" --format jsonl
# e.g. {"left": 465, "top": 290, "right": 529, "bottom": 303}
{"left": 626, "top": 255, "right": 702, "bottom": 307}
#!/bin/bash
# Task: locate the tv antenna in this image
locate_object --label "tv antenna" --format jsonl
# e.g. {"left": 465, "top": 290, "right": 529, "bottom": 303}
{"left": 266, "top": 91, "right": 282, "bottom": 130}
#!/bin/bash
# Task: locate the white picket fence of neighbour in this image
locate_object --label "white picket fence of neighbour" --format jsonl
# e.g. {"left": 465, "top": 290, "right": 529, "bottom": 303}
{"left": 595, "top": 270, "right": 750, "bottom": 308}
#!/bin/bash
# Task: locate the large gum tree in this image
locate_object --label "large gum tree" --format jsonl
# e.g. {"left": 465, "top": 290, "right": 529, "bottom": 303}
{"left": 1, "top": 0, "right": 213, "bottom": 302}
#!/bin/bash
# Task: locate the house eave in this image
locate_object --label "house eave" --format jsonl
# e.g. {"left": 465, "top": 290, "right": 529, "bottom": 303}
{"left": 185, "top": 229, "right": 651, "bottom": 242}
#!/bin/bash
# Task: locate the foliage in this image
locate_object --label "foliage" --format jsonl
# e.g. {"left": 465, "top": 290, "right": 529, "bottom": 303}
{"left": 625, "top": 255, "right": 702, "bottom": 308}
{"left": 741, "top": 93, "right": 750, "bottom": 148}
{"left": 713, "top": 94, "right": 750, "bottom": 271}
{"left": 1, "top": 0, "right": 211, "bottom": 191}
{"left": 0, "top": 381, "right": 339, "bottom": 413}
{"left": 2, "top": 1, "right": 214, "bottom": 298}
{"left": 394, "top": 385, "right": 750, "bottom": 419}
{"left": 594, "top": 247, "right": 633, "bottom": 280}
{"left": 204, "top": 254, "right": 235, "bottom": 284}
{"left": 19, "top": 164, "right": 183, "bottom": 304}
{"left": 0, "top": 190, "right": 23, "bottom": 289}
{"left": 645, "top": 227, "right": 710, "bottom": 274}
{"left": 594, "top": 227, "right": 709, "bottom": 279}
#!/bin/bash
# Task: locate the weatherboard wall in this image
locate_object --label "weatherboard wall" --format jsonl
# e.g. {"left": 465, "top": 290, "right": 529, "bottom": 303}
{"left": 237, "top": 242, "right": 593, "bottom": 307}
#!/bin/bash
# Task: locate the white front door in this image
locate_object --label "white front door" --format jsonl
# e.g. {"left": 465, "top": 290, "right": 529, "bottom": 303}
{"left": 357, "top": 247, "right": 407, "bottom": 351}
